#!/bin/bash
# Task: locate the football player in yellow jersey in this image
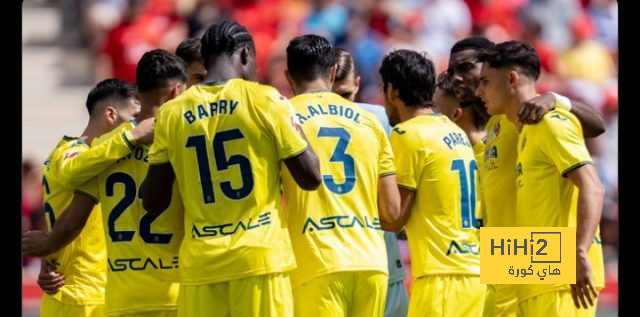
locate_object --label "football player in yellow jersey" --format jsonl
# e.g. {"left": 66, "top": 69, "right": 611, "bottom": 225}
{"left": 141, "top": 20, "right": 321, "bottom": 317}
{"left": 332, "top": 47, "right": 409, "bottom": 317}
{"left": 280, "top": 35, "right": 400, "bottom": 317}
{"left": 447, "top": 36, "right": 606, "bottom": 317}
{"left": 476, "top": 40, "right": 605, "bottom": 317}
{"left": 22, "top": 79, "right": 141, "bottom": 317}
{"left": 379, "top": 49, "right": 485, "bottom": 317}
{"left": 24, "top": 49, "right": 189, "bottom": 317}
{"left": 433, "top": 71, "right": 487, "bottom": 225}
{"left": 175, "top": 37, "right": 207, "bottom": 88}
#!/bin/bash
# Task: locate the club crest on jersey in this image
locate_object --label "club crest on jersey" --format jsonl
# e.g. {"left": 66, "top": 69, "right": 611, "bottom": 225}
{"left": 485, "top": 146, "right": 498, "bottom": 160}
{"left": 489, "top": 121, "right": 501, "bottom": 140}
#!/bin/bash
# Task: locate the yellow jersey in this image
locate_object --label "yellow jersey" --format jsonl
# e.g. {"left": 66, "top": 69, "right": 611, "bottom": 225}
{"left": 482, "top": 115, "right": 518, "bottom": 227}
{"left": 56, "top": 127, "right": 140, "bottom": 188}
{"left": 391, "top": 114, "right": 481, "bottom": 277}
{"left": 41, "top": 136, "right": 106, "bottom": 305}
{"left": 78, "top": 122, "right": 183, "bottom": 315}
{"left": 473, "top": 139, "right": 486, "bottom": 227}
{"left": 148, "top": 79, "right": 308, "bottom": 285}
{"left": 515, "top": 107, "right": 605, "bottom": 301}
{"left": 281, "top": 92, "right": 395, "bottom": 289}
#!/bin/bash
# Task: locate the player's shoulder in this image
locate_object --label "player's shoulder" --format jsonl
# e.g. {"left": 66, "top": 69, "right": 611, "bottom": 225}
{"left": 46, "top": 136, "right": 78, "bottom": 162}
{"left": 237, "top": 79, "right": 282, "bottom": 100}
{"left": 390, "top": 117, "right": 422, "bottom": 142}
{"left": 160, "top": 86, "right": 200, "bottom": 111}
{"left": 239, "top": 80, "right": 290, "bottom": 111}
{"left": 537, "top": 108, "right": 581, "bottom": 134}
{"left": 93, "top": 121, "right": 135, "bottom": 146}
{"left": 45, "top": 136, "right": 89, "bottom": 170}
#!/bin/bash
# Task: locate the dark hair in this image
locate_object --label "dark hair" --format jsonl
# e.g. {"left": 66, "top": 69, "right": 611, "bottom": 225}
{"left": 436, "top": 72, "right": 456, "bottom": 98}
{"left": 450, "top": 36, "right": 496, "bottom": 55}
{"left": 136, "top": 49, "right": 187, "bottom": 92}
{"left": 200, "top": 20, "right": 254, "bottom": 69}
{"left": 478, "top": 40, "right": 541, "bottom": 80}
{"left": 286, "top": 34, "right": 336, "bottom": 82}
{"left": 379, "top": 49, "right": 436, "bottom": 107}
{"left": 86, "top": 79, "right": 137, "bottom": 115}
{"left": 334, "top": 47, "right": 356, "bottom": 82}
{"left": 175, "top": 37, "right": 202, "bottom": 65}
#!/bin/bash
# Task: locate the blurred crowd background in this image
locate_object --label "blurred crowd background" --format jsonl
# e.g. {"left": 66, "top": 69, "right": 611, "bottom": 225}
{"left": 22, "top": 0, "right": 618, "bottom": 315}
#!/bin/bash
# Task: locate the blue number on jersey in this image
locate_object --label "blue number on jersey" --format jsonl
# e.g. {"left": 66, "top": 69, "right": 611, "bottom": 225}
{"left": 42, "top": 176, "right": 56, "bottom": 228}
{"left": 106, "top": 172, "right": 172, "bottom": 243}
{"left": 450, "top": 159, "right": 481, "bottom": 229}
{"left": 187, "top": 128, "right": 254, "bottom": 204}
{"left": 318, "top": 127, "right": 356, "bottom": 195}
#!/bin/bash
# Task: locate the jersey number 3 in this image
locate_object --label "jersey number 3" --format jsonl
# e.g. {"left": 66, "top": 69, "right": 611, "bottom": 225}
{"left": 318, "top": 127, "right": 356, "bottom": 195}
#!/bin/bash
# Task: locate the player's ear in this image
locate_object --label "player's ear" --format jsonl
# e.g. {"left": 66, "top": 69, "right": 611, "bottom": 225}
{"left": 240, "top": 45, "right": 250, "bottom": 66}
{"left": 452, "top": 107, "right": 463, "bottom": 122}
{"left": 105, "top": 106, "right": 118, "bottom": 125}
{"left": 354, "top": 75, "right": 361, "bottom": 95}
{"left": 167, "top": 82, "right": 185, "bottom": 99}
{"left": 508, "top": 69, "right": 520, "bottom": 88}
{"left": 385, "top": 83, "right": 398, "bottom": 103}
{"left": 328, "top": 64, "right": 337, "bottom": 88}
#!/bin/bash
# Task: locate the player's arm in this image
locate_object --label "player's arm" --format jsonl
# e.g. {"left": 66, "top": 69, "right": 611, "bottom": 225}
{"left": 22, "top": 192, "right": 97, "bottom": 257}
{"left": 518, "top": 93, "right": 605, "bottom": 137}
{"left": 59, "top": 118, "right": 155, "bottom": 187}
{"left": 141, "top": 163, "right": 176, "bottom": 215}
{"left": 375, "top": 122, "right": 401, "bottom": 230}
{"left": 268, "top": 92, "right": 321, "bottom": 190}
{"left": 283, "top": 129, "right": 321, "bottom": 190}
{"left": 566, "top": 99, "right": 606, "bottom": 138}
{"left": 37, "top": 258, "right": 65, "bottom": 295}
{"left": 540, "top": 115, "right": 604, "bottom": 309}
{"left": 381, "top": 186, "right": 414, "bottom": 232}
{"left": 378, "top": 174, "right": 401, "bottom": 230}
{"left": 566, "top": 164, "right": 605, "bottom": 309}
{"left": 385, "top": 127, "right": 421, "bottom": 232}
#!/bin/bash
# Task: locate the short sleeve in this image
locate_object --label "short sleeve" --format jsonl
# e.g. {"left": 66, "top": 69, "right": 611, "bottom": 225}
{"left": 375, "top": 121, "right": 396, "bottom": 177}
{"left": 75, "top": 177, "right": 100, "bottom": 203}
{"left": 539, "top": 110, "right": 593, "bottom": 177}
{"left": 390, "top": 127, "right": 422, "bottom": 190}
{"left": 264, "top": 90, "right": 308, "bottom": 160}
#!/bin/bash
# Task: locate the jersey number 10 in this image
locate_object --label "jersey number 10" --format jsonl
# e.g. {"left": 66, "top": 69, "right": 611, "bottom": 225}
{"left": 450, "top": 159, "right": 481, "bottom": 229}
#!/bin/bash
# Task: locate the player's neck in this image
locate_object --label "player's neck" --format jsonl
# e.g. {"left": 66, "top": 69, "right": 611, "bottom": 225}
{"left": 137, "top": 94, "right": 162, "bottom": 121}
{"left": 137, "top": 107, "right": 155, "bottom": 121}
{"left": 457, "top": 117, "right": 485, "bottom": 144}
{"left": 293, "top": 79, "right": 331, "bottom": 96}
{"left": 467, "top": 129, "right": 486, "bottom": 146}
{"left": 79, "top": 122, "right": 105, "bottom": 144}
{"left": 507, "top": 85, "right": 538, "bottom": 125}
{"left": 204, "top": 58, "right": 244, "bottom": 84}
{"left": 399, "top": 104, "right": 434, "bottom": 122}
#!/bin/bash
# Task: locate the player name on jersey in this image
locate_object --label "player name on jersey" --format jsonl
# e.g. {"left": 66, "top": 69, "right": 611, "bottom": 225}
{"left": 183, "top": 99, "right": 240, "bottom": 124}
{"left": 295, "top": 104, "right": 361, "bottom": 125}
{"left": 443, "top": 132, "right": 472, "bottom": 150}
